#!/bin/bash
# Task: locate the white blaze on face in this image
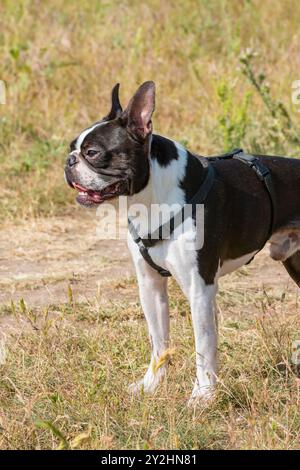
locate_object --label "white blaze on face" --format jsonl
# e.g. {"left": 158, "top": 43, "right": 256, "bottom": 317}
{"left": 75, "top": 122, "right": 105, "bottom": 152}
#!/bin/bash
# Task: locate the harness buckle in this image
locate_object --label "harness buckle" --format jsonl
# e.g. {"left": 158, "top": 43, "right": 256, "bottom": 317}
{"left": 255, "top": 165, "right": 270, "bottom": 181}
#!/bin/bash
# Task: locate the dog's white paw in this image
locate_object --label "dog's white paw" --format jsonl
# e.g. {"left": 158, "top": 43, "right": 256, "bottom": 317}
{"left": 128, "top": 366, "right": 167, "bottom": 396}
{"left": 128, "top": 375, "right": 160, "bottom": 395}
{"left": 128, "top": 379, "right": 146, "bottom": 395}
{"left": 187, "top": 386, "right": 215, "bottom": 408}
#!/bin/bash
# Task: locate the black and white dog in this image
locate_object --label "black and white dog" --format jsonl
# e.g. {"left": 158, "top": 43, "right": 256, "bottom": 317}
{"left": 65, "top": 82, "right": 300, "bottom": 405}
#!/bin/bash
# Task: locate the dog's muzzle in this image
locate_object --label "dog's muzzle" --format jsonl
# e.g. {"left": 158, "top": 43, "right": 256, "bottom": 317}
{"left": 65, "top": 153, "right": 130, "bottom": 206}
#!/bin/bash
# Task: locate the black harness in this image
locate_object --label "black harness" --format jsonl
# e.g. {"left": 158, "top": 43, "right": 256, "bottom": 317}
{"left": 128, "top": 148, "right": 276, "bottom": 277}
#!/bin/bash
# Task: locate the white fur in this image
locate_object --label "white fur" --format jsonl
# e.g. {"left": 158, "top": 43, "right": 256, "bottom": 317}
{"left": 219, "top": 250, "right": 258, "bottom": 276}
{"left": 127, "top": 140, "right": 218, "bottom": 404}
{"left": 127, "top": 139, "right": 188, "bottom": 238}
{"left": 127, "top": 220, "right": 218, "bottom": 404}
{"left": 127, "top": 234, "right": 170, "bottom": 394}
{"left": 74, "top": 157, "right": 105, "bottom": 190}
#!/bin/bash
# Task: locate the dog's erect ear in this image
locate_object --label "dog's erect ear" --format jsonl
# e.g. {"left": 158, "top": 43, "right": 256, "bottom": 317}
{"left": 124, "top": 81, "right": 155, "bottom": 140}
{"left": 104, "top": 83, "right": 123, "bottom": 120}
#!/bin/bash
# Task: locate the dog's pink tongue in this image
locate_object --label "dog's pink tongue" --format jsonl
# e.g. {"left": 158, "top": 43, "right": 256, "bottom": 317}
{"left": 89, "top": 191, "right": 102, "bottom": 203}
{"left": 73, "top": 182, "right": 87, "bottom": 191}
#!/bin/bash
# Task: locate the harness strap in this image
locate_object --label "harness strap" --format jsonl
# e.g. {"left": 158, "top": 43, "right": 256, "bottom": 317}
{"left": 129, "top": 149, "right": 276, "bottom": 277}
{"left": 233, "top": 152, "right": 276, "bottom": 237}
{"left": 128, "top": 221, "right": 172, "bottom": 277}
{"left": 128, "top": 161, "right": 215, "bottom": 277}
{"left": 141, "top": 163, "right": 215, "bottom": 248}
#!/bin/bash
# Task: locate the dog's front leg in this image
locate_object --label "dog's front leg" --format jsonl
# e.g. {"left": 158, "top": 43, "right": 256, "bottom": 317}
{"left": 128, "top": 237, "right": 170, "bottom": 395}
{"left": 185, "top": 277, "right": 218, "bottom": 406}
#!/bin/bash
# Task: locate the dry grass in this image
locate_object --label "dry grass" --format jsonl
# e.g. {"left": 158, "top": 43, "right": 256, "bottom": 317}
{"left": 1, "top": 271, "right": 300, "bottom": 450}
{"left": 1, "top": 0, "right": 300, "bottom": 219}
{"left": 1, "top": 0, "right": 300, "bottom": 450}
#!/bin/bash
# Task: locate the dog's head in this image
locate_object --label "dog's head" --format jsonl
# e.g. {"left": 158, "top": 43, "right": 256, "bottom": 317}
{"left": 65, "top": 81, "right": 155, "bottom": 207}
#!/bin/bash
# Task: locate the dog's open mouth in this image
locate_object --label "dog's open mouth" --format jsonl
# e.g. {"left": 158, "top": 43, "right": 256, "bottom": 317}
{"left": 72, "top": 180, "right": 127, "bottom": 206}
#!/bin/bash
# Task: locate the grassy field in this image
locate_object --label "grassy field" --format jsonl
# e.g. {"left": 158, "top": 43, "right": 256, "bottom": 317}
{"left": 1, "top": 247, "right": 300, "bottom": 450}
{"left": 1, "top": 0, "right": 300, "bottom": 219}
{"left": 1, "top": 0, "right": 300, "bottom": 450}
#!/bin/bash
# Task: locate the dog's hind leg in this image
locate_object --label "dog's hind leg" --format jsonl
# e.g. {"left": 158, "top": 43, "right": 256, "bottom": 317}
{"left": 268, "top": 226, "right": 300, "bottom": 287}
{"left": 127, "top": 236, "right": 170, "bottom": 395}
{"left": 283, "top": 251, "right": 300, "bottom": 287}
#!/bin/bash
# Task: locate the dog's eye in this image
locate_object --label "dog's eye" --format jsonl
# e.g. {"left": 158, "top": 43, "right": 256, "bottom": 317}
{"left": 86, "top": 149, "right": 98, "bottom": 158}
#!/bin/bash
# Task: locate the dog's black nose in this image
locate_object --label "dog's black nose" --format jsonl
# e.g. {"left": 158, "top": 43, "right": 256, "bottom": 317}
{"left": 68, "top": 154, "right": 78, "bottom": 167}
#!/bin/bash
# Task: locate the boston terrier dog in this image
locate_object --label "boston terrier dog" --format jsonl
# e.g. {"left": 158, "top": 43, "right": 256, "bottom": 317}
{"left": 65, "top": 81, "right": 300, "bottom": 405}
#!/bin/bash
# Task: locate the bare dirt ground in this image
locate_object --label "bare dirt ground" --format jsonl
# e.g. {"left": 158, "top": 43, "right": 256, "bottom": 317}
{"left": 0, "top": 211, "right": 134, "bottom": 307}
{"left": 0, "top": 211, "right": 298, "bottom": 328}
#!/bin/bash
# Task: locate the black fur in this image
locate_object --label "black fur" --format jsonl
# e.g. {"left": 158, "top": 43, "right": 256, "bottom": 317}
{"left": 151, "top": 135, "right": 179, "bottom": 167}
{"left": 65, "top": 82, "right": 300, "bottom": 288}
